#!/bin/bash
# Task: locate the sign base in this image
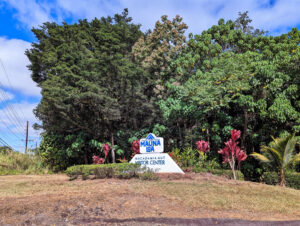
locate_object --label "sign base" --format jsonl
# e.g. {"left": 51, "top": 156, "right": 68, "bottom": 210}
{"left": 130, "top": 153, "right": 184, "bottom": 174}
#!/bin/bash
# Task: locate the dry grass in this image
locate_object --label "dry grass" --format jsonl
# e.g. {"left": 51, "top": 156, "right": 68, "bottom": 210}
{"left": 0, "top": 173, "right": 299, "bottom": 224}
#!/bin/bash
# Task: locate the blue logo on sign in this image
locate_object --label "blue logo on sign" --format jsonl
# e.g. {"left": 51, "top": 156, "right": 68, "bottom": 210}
{"left": 140, "top": 133, "right": 162, "bottom": 153}
{"left": 146, "top": 134, "right": 155, "bottom": 140}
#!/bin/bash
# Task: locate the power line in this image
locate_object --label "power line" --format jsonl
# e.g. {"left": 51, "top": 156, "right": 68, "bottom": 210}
{"left": 0, "top": 60, "right": 27, "bottom": 136}
{"left": 0, "top": 117, "right": 23, "bottom": 140}
{"left": 0, "top": 58, "right": 26, "bottom": 120}
{"left": 0, "top": 88, "right": 26, "bottom": 133}
{"left": 0, "top": 137, "right": 13, "bottom": 150}
{"left": 0, "top": 59, "right": 27, "bottom": 131}
{"left": 0, "top": 57, "right": 31, "bottom": 153}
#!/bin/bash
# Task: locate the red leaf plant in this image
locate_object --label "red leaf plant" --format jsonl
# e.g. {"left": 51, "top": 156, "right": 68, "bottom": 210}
{"left": 169, "top": 151, "right": 181, "bottom": 166}
{"left": 131, "top": 140, "right": 140, "bottom": 155}
{"left": 196, "top": 140, "right": 210, "bottom": 153}
{"left": 92, "top": 155, "right": 105, "bottom": 164}
{"left": 218, "top": 129, "right": 247, "bottom": 180}
{"left": 102, "top": 143, "right": 111, "bottom": 158}
{"left": 196, "top": 140, "right": 210, "bottom": 167}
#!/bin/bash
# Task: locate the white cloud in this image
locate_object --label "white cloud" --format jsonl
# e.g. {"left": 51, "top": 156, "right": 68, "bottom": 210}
{"left": 0, "top": 37, "right": 41, "bottom": 97}
{"left": 4, "top": 0, "right": 53, "bottom": 28}
{"left": 57, "top": 0, "right": 300, "bottom": 35}
{"left": 0, "top": 89, "right": 14, "bottom": 103}
{"left": 4, "top": 0, "right": 300, "bottom": 35}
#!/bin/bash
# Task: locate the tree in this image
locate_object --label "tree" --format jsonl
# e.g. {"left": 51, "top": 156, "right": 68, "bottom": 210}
{"left": 132, "top": 14, "right": 187, "bottom": 82}
{"left": 172, "top": 13, "right": 300, "bottom": 156}
{"left": 251, "top": 134, "right": 300, "bottom": 186}
{"left": 27, "top": 9, "right": 156, "bottom": 166}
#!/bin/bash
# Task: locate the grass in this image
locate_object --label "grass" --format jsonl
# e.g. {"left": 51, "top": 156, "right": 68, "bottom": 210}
{"left": 0, "top": 150, "right": 49, "bottom": 175}
{"left": 0, "top": 173, "right": 299, "bottom": 222}
{"left": 139, "top": 180, "right": 299, "bottom": 215}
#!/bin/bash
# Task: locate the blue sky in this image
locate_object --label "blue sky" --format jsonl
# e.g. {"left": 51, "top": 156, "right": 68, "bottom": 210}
{"left": 0, "top": 0, "right": 299, "bottom": 151}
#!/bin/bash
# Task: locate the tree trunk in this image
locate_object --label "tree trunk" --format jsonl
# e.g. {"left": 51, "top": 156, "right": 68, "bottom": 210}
{"left": 280, "top": 168, "right": 285, "bottom": 187}
{"left": 229, "top": 160, "right": 237, "bottom": 180}
{"left": 190, "top": 127, "right": 193, "bottom": 148}
{"left": 183, "top": 120, "right": 187, "bottom": 148}
{"left": 242, "top": 108, "right": 248, "bottom": 149}
{"left": 177, "top": 120, "right": 182, "bottom": 148}
{"left": 84, "top": 150, "right": 88, "bottom": 164}
{"left": 111, "top": 132, "right": 116, "bottom": 163}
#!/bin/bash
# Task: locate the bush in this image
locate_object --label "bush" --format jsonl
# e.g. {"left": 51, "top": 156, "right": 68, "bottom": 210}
{"left": 171, "top": 148, "right": 221, "bottom": 169}
{"left": 240, "top": 157, "right": 264, "bottom": 182}
{"left": 171, "top": 148, "right": 198, "bottom": 167}
{"left": 192, "top": 167, "right": 244, "bottom": 180}
{"left": 138, "top": 170, "right": 159, "bottom": 181}
{"left": 0, "top": 150, "right": 48, "bottom": 175}
{"left": 262, "top": 171, "right": 300, "bottom": 189}
{"left": 65, "top": 163, "right": 142, "bottom": 180}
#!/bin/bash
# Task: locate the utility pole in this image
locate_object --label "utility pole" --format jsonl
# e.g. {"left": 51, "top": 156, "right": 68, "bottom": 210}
{"left": 25, "top": 121, "right": 28, "bottom": 154}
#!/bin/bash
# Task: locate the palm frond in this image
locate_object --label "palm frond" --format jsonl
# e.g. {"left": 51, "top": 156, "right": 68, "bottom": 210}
{"left": 272, "top": 136, "right": 289, "bottom": 156}
{"left": 250, "top": 152, "right": 270, "bottom": 162}
{"left": 294, "top": 153, "right": 300, "bottom": 163}
{"left": 261, "top": 145, "right": 282, "bottom": 162}
{"left": 283, "top": 134, "right": 297, "bottom": 168}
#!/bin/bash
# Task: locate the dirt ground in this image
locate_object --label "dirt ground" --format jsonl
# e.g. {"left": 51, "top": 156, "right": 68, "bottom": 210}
{"left": 0, "top": 173, "right": 299, "bottom": 225}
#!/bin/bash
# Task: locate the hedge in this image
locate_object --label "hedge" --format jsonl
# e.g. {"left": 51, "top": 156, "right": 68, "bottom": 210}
{"left": 261, "top": 171, "right": 300, "bottom": 189}
{"left": 65, "top": 163, "right": 142, "bottom": 180}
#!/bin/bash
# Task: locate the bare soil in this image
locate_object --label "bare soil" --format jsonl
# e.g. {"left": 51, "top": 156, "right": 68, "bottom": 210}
{"left": 0, "top": 173, "right": 299, "bottom": 225}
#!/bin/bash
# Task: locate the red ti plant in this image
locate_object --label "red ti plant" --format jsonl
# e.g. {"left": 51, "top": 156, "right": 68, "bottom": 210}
{"left": 196, "top": 140, "right": 210, "bottom": 153}
{"left": 102, "top": 143, "right": 111, "bottom": 159}
{"left": 131, "top": 140, "right": 140, "bottom": 155}
{"left": 218, "top": 130, "right": 247, "bottom": 180}
{"left": 92, "top": 155, "right": 105, "bottom": 164}
{"left": 196, "top": 140, "right": 210, "bottom": 167}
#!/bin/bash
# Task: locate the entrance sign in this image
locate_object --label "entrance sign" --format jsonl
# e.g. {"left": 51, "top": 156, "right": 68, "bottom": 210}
{"left": 130, "top": 133, "right": 184, "bottom": 174}
{"left": 140, "top": 133, "right": 164, "bottom": 153}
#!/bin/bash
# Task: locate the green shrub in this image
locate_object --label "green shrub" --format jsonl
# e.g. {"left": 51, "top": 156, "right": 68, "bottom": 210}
{"left": 240, "top": 157, "right": 264, "bottom": 182}
{"left": 138, "top": 170, "right": 159, "bottom": 181}
{"left": 0, "top": 150, "right": 48, "bottom": 175}
{"left": 65, "top": 163, "right": 142, "bottom": 180}
{"left": 171, "top": 148, "right": 220, "bottom": 170}
{"left": 262, "top": 171, "right": 300, "bottom": 189}
{"left": 192, "top": 167, "right": 244, "bottom": 180}
{"left": 171, "top": 148, "right": 198, "bottom": 167}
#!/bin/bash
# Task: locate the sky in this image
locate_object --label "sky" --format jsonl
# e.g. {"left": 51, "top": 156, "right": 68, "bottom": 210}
{"left": 0, "top": 0, "right": 299, "bottom": 152}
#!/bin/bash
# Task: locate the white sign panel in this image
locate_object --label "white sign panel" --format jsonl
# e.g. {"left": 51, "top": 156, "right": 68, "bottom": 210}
{"left": 130, "top": 153, "right": 184, "bottom": 174}
{"left": 140, "top": 133, "right": 164, "bottom": 154}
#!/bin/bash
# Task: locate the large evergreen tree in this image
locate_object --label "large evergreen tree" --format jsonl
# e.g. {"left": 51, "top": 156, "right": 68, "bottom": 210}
{"left": 26, "top": 9, "right": 157, "bottom": 165}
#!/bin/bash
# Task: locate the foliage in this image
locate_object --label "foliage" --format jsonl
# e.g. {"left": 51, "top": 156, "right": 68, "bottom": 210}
{"left": 251, "top": 133, "right": 300, "bottom": 186}
{"left": 27, "top": 9, "right": 158, "bottom": 166}
{"left": 196, "top": 140, "right": 210, "bottom": 167}
{"left": 171, "top": 148, "right": 198, "bottom": 167}
{"left": 65, "top": 163, "right": 141, "bottom": 180}
{"left": 27, "top": 9, "right": 300, "bottom": 182}
{"left": 65, "top": 163, "right": 159, "bottom": 181}
{"left": 196, "top": 140, "right": 210, "bottom": 153}
{"left": 131, "top": 140, "right": 140, "bottom": 155}
{"left": 240, "top": 156, "right": 264, "bottom": 182}
{"left": 138, "top": 170, "right": 159, "bottom": 181}
{"left": 171, "top": 147, "right": 220, "bottom": 171}
{"left": 193, "top": 167, "right": 244, "bottom": 180}
{"left": 219, "top": 130, "right": 247, "bottom": 180}
{"left": 92, "top": 155, "right": 105, "bottom": 164}
{"left": 0, "top": 149, "right": 48, "bottom": 175}
{"left": 262, "top": 171, "right": 300, "bottom": 190}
